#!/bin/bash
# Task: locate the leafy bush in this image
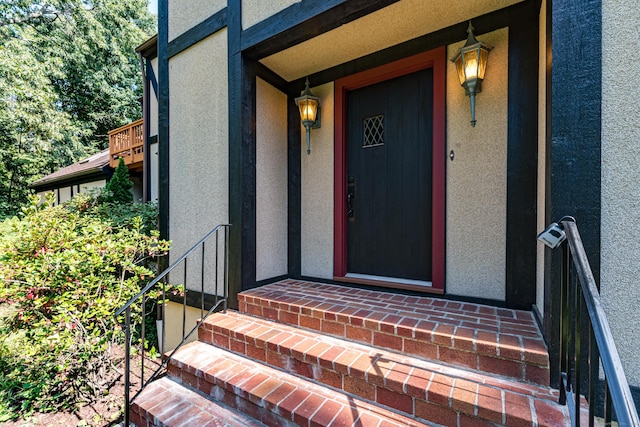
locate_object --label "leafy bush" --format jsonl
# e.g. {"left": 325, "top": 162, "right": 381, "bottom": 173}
{"left": 0, "top": 192, "right": 170, "bottom": 418}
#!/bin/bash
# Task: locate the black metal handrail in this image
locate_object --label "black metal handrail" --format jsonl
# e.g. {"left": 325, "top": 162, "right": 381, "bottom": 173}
{"left": 559, "top": 220, "right": 639, "bottom": 426}
{"left": 115, "top": 224, "right": 230, "bottom": 427}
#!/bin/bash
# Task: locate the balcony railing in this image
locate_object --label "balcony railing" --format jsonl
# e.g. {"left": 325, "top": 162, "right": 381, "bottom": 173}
{"left": 109, "top": 119, "right": 144, "bottom": 168}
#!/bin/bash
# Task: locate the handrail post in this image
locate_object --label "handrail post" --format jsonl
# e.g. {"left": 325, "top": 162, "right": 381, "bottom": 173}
{"left": 560, "top": 241, "right": 568, "bottom": 405}
{"left": 115, "top": 224, "right": 231, "bottom": 425}
{"left": 557, "top": 220, "right": 640, "bottom": 427}
{"left": 124, "top": 307, "right": 131, "bottom": 427}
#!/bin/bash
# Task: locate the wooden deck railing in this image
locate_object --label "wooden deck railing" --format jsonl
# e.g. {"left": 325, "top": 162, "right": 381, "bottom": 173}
{"left": 109, "top": 119, "right": 144, "bottom": 168}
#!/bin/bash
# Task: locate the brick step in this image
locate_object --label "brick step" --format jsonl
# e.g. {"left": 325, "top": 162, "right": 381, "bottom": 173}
{"left": 131, "top": 376, "right": 268, "bottom": 427}
{"left": 200, "top": 310, "right": 568, "bottom": 427}
{"left": 167, "top": 340, "right": 434, "bottom": 427}
{"left": 239, "top": 280, "right": 550, "bottom": 385}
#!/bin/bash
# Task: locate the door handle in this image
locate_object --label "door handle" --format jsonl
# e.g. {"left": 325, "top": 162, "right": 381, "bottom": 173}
{"left": 347, "top": 177, "right": 355, "bottom": 218}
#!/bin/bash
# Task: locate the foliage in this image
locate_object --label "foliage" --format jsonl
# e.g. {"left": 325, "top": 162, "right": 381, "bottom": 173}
{"left": 0, "top": 193, "right": 170, "bottom": 418}
{"left": 0, "top": 0, "right": 156, "bottom": 218}
{"left": 102, "top": 157, "right": 134, "bottom": 204}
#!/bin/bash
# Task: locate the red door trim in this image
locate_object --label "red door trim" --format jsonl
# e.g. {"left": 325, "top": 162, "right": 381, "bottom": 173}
{"left": 333, "top": 46, "right": 446, "bottom": 291}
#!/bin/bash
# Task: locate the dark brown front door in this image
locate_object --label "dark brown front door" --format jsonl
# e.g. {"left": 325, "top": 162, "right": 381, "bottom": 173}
{"left": 346, "top": 68, "right": 433, "bottom": 284}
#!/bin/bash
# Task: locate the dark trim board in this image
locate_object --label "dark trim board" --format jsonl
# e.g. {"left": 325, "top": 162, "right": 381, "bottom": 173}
{"left": 290, "top": 1, "right": 533, "bottom": 90}
{"left": 228, "top": 2, "right": 258, "bottom": 307}
{"left": 242, "top": 0, "right": 401, "bottom": 60}
{"left": 545, "top": 0, "right": 602, "bottom": 389}
{"left": 505, "top": 0, "right": 539, "bottom": 310}
{"left": 255, "top": 61, "right": 288, "bottom": 93}
{"left": 167, "top": 8, "right": 227, "bottom": 59}
{"left": 157, "top": 0, "right": 169, "bottom": 244}
{"left": 31, "top": 170, "right": 110, "bottom": 193}
{"left": 287, "top": 97, "right": 302, "bottom": 278}
{"left": 147, "top": 60, "right": 158, "bottom": 99}
{"left": 136, "top": 34, "right": 158, "bottom": 59}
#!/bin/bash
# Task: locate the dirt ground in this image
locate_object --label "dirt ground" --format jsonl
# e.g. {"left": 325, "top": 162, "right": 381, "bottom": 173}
{"left": 0, "top": 347, "right": 162, "bottom": 427}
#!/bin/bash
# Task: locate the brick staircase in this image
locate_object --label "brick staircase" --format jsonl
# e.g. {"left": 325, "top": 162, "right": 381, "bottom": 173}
{"left": 131, "top": 279, "right": 570, "bottom": 426}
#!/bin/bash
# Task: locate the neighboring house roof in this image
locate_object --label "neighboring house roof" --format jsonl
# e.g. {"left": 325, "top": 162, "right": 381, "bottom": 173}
{"left": 136, "top": 33, "right": 157, "bottom": 59}
{"left": 30, "top": 149, "right": 111, "bottom": 192}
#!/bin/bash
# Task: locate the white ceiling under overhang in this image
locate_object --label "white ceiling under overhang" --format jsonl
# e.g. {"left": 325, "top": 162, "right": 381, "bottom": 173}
{"left": 260, "top": 0, "right": 522, "bottom": 82}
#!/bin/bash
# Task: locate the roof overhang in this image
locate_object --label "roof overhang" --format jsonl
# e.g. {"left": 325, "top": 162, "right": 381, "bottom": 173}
{"left": 259, "top": 0, "right": 523, "bottom": 82}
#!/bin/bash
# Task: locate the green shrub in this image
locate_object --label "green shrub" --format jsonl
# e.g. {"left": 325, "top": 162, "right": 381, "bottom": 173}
{"left": 101, "top": 157, "right": 134, "bottom": 204}
{"left": 0, "top": 193, "right": 170, "bottom": 418}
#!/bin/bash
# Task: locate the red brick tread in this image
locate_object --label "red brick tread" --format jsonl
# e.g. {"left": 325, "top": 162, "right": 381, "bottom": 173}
{"left": 131, "top": 376, "right": 268, "bottom": 427}
{"left": 200, "top": 310, "right": 568, "bottom": 427}
{"left": 239, "top": 280, "right": 550, "bottom": 385}
{"left": 168, "top": 341, "right": 434, "bottom": 427}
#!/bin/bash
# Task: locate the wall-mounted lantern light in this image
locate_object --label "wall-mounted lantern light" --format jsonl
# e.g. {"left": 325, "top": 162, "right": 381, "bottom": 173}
{"left": 295, "top": 78, "right": 321, "bottom": 154}
{"left": 451, "top": 22, "right": 492, "bottom": 127}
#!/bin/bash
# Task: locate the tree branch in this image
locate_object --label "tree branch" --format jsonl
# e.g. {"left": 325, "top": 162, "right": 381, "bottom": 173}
{"left": 0, "top": 5, "right": 61, "bottom": 28}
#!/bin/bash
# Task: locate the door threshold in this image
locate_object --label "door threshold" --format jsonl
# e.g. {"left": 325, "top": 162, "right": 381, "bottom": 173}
{"left": 335, "top": 274, "right": 443, "bottom": 294}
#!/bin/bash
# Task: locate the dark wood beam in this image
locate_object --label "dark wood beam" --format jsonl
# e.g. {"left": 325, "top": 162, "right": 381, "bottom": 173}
{"left": 168, "top": 8, "right": 227, "bottom": 59}
{"left": 241, "top": 0, "right": 401, "bottom": 60}
{"left": 228, "top": 2, "right": 258, "bottom": 307}
{"left": 505, "top": 0, "right": 539, "bottom": 310}
{"left": 157, "top": 0, "right": 169, "bottom": 243}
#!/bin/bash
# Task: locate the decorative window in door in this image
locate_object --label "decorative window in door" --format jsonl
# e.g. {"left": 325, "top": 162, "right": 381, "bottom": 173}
{"left": 362, "top": 115, "right": 384, "bottom": 148}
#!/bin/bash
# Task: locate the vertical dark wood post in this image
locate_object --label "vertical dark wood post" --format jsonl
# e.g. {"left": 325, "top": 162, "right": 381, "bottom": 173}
{"left": 288, "top": 96, "right": 302, "bottom": 278}
{"left": 505, "top": 1, "right": 539, "bottom": 310}
{"left": 545, "top": 0, "right": 602, "bottom": 389}
{"left": 157, "top": 0, "right": 169, "bottom": 245}
{"left": 228, "top": 0, "right": 257, "bottom": 307}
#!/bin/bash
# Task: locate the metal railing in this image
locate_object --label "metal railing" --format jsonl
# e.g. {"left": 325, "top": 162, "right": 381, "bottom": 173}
{"left": 115, "top": 224, "right": 230, "bottom": 427}
{"left": 559, "top": 219, "right": 640, "bottom": 426}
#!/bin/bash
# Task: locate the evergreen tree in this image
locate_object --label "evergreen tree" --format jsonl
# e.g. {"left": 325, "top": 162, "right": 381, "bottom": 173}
{"left": 0, "top": 0, "right": 156, "bottom": 217}
{"left": 103, "top": 157, "right": 133, "bottom": 204}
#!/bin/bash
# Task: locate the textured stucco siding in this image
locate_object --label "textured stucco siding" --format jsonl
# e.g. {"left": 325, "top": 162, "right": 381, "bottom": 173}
{"left": 168, "top": 31, "right": 229, "bottom": 294}
{"left": 260, "top": 0, "right": 521, "bottom": 83}
{"left": 242, "top": 0, "right": 300, "bottom": 30}
{"left": 58, "top": 186, "right": 72, "bottom": 204}
{"left": 163, "top": 301, "right": 201, "bottom": 351}
{"left": 150, "top": 141, "right": 159, "bottom": 202}
{"left": 256, "top": 78, "right": 288, "bottom": 281}
{"left": 301, "top": 83, "right": 334, "bottom": 279}
{"left": 446, "top": 28, "right": 508, "bottom": 302}
{"left": 169, "top": 0, "right": 226, "bottom": 41}
{"left": 536, "top": 0, "right": 547, "bottom": 316}
{"left": 80, "top": 180, "right": 106, "bottom": 194}
{"left": 601, "top": 0, "right": 640, "bottom": 387}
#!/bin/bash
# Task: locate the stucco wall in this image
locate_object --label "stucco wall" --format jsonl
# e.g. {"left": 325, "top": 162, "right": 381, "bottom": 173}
{"left": 150, "top": 141, "right": 159, "bottom": 202}
{"left": 80, "top": 180, "right": 106, "bottom": 194}
{"left": 256, "top": 78, "right": 288, "bottom": 281}
{"left": 446, "top": 28, "right": 508, "bottom": 302}
{"left": 162, "top": 301, "right": 201, "bottom": 351}
{"left": 168, "top": 0, "right": 226, "bottom": 41}
{"left": 601, "top": 0, "right": 640, "bottom": 387}
{"left": 58, "top": 186, "right": 72, "bottom": 204}
{"left": 536, "top": 0, "right": 547, "bottom": 316}
{"left": 131, "top": 176, "right": 143, "bottom": 202}
{"left": 301, "top": 82, "right": 334, "bottom": 279}
{"left": 242, "top": 0, "right": 300, "bottom": 30}
{"left": 168, "top": 31, "right": 229, "bottom": 294}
